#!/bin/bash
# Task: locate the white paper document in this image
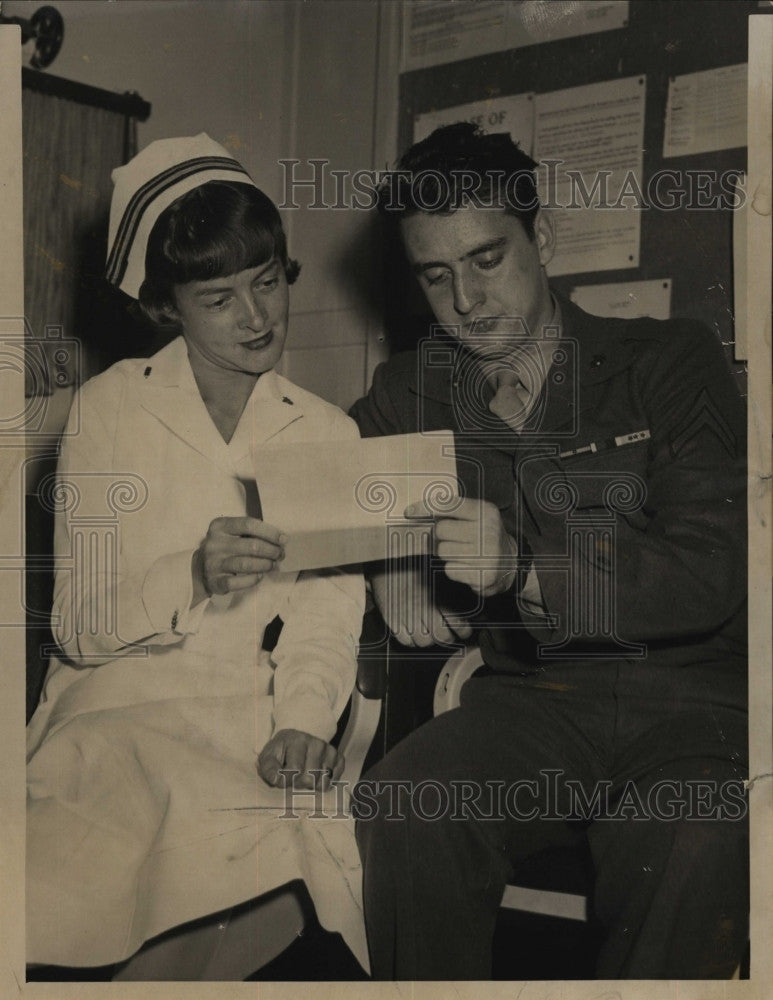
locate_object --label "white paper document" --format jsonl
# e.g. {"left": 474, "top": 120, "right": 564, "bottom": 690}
{"left": 535, "top": 75, "right": 646, "bottom": 276}
{"left": 402, "top": 1, "right": 629, "bottom": 72}
{"left": 507, "top": 0, "right": 629, "bottom": 49}
{"left": 414, "top": 93, "right": 535, "bottom": 153}
{"left": 402, "top": 0, "right": 508, "bottom": 72}
{"left": 571, "top": 279, "right": 672, "bottom": 320}
{"left": 252, "top": 431, "right": 458, "bottom": 572}
{"left": 663, "top": 63, "right": 748, "bottom": 158}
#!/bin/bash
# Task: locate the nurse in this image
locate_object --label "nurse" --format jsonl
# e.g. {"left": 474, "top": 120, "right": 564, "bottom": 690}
{"left": 27, "top": 134, "right": 366, "bottom": 974}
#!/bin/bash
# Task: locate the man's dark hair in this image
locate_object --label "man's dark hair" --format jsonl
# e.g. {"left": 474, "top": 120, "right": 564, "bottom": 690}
{"left": 139, "top": 181, "right": 300, "bottom": 327}
{"left": 376, "top": 122, "right": 541, "bottom": 239}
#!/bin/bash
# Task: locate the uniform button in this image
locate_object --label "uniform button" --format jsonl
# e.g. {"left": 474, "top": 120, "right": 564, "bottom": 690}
{"left": 590, "top": 354, "right": 606, "bottom": 368}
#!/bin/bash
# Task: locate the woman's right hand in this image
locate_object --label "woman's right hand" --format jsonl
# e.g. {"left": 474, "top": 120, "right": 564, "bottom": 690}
{"left": 192, "top": 516, "right": 286, "bottom": 604}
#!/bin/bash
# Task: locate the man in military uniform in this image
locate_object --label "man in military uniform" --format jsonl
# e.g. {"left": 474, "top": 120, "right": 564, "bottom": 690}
{"left": 350, "top": 123, "right": 748, "bottom": 980}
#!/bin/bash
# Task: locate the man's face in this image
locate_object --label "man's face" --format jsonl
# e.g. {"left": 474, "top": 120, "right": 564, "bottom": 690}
{"left": 401, "top": 205, "right": 555, "bottom": 359}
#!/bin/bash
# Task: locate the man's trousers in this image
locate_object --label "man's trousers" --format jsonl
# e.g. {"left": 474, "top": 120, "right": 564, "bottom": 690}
{"left": 355, "top": 658, "right": 748, "bottom": 980}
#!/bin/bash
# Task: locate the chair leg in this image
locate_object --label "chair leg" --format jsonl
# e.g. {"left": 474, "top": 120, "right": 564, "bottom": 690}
{"left": 338, "top": 688, "right": 382, "bottom": 789}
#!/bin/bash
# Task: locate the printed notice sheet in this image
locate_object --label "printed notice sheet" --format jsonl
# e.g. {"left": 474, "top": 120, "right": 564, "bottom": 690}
{"left": 414, "top": 93, "right": 535, "bottom": 153}
{"left": 506, "top": 0, "right": 629, "bottom": 49}
{"left": 571, "top": 279, "right": 672, "bottom": 321}
{"left": 663, "top": 63, "right": 748, "bottom": 158}
{"left": 401, "top": 0, "right": 507, "bottom": 72}
{"left": 253, "top": 431, "right": 458, "bottom": 572}
{"left": 534, "top": 75, "right": 646, "bottom": 276}
{"left": 402, "top": 1, "right": 629, "bottom": 72}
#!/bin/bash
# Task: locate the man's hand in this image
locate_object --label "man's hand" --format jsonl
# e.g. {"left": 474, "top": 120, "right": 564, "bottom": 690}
{"left": 192, "top": 516, "right": 286, "bottom": 606}
{"left": 370, "top": 564, "right": 473, "bottom": 648}
{"left": 405, "top": 498, "right": 519, "bottom": 598}
{"left": 258, "top": 729, "right": 344, "bottom": 790}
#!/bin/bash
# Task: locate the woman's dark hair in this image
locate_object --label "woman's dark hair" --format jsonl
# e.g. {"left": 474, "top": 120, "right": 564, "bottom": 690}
{"left": 139, "top": 181, "right": 300, "bottom": 327}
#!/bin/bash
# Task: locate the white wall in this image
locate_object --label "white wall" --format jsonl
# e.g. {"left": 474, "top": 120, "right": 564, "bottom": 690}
{"left": 276, "top": 0, "right": 387, "bottom": 409}
{"left": 8, "top": 0, "right": 400, "bottom": 411}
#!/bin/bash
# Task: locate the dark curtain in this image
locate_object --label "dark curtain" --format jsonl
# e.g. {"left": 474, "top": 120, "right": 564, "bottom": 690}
{"left": 22, "top": 88, "right": 137, "bottom": 394}
{"left": 22, "top": 86, "right": 144, "bottom": 719}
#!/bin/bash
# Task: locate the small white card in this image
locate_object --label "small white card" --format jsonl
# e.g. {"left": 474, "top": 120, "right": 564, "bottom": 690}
{"left": 571, "top": 278, "right": 672, "bottom": 321}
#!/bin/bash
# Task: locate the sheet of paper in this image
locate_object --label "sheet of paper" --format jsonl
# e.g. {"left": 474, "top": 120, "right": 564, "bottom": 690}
{"left": 414, "top": 93, "right": 535, "bottom": 153}
{"left": 570, "top": 279, "right": 672, "bottom": 321}
{"left": 252, "top": 431, "right": 458, "bottom": 572}
{"left": 534, "top": 75, "right": 646, "bottom": 276}
{"left": 663, "top": 63, "right": 748, "bottom": 158}
{"left": 402, "top": 1, "right": 629, "bottom": 72}
{"left": 507, "top": 0, "right": 629, "bottom": 48}
{"left": 401, "top": 0, "right": 508, "bottom": 72}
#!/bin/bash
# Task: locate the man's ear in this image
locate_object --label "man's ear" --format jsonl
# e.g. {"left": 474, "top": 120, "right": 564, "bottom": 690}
{"left": 534, "top": 209, "right": 555, "bottom": 268}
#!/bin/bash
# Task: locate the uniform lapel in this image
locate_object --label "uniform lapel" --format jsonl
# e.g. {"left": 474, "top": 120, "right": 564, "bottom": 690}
{"left": 136, "top": 337, "right": 304, "bottom": 470}
{"left": 230, "top": 369, "right": 305, "bottom": 460}
{"left": 402, "top": 297, "right": 640, "bottom": 532}
{"left": 135, "top": 336, "right": 230, "bottom": 466}
{"left": 405, "top": 301, "right": 638, "bottom": 448}
{"left": 527, "top": 297, "right": 637, "bottom": 436}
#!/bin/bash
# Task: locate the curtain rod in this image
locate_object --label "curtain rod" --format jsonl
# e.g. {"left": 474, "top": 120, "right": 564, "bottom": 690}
{"left": 21, "top": 66, "right": 151, "bottom": 121}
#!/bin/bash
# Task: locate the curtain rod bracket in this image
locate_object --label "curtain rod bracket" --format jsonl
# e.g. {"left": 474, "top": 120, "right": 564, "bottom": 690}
{"left": 0, "top": 4, "right": 64, "bottom": 70}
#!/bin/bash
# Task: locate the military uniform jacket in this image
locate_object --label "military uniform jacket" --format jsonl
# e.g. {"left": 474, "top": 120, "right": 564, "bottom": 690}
{"left": 350, "top": 296, "right": 746, "bottom": 692}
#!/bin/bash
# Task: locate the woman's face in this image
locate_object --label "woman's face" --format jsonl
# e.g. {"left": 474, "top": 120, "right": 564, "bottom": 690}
{"left": 172, "top": 258, "right": 289, "bottom": 377}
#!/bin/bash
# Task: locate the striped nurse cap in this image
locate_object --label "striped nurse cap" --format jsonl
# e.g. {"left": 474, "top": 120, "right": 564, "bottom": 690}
{"left": 106, "top": 133, "right": 258, "bottom": 299}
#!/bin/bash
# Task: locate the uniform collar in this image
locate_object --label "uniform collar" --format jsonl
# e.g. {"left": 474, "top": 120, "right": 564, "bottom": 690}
{"left": 136, "top": 336, "right": 304, "bottom": 465}
{"left": 407, "top": 291, "right": 638, "bottom": 408}
{"left": 560, "top": 294, "right": 639, "bottom": 385}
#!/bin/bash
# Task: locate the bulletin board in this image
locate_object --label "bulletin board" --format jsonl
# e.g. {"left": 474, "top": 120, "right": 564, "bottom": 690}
{"left": 390, "top": 0, "right": 766, "bottom": 396}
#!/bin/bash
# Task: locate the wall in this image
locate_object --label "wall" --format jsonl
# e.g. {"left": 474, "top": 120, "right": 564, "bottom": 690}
{"left": 8, "top": 0, "right": 398, "bottom": 412}
{"left": 395, "top": 0, "right": 759, "bottom": 396}
{"left": 6, "top": 0, "right": 293, "bottom": 201}
{"left": 276, "top": 0, "right": 388, "bottom": 408}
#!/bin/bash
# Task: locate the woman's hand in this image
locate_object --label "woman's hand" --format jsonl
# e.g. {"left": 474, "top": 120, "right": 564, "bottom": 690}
{"left": 258, "top": 729, "right": 344, "bottom": 790}
{"left": 192, "top": 515, "right": 286, "bottom": 605}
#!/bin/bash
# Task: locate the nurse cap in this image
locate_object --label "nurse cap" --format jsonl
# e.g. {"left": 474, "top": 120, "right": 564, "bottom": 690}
{"left": 106, "top": 133, "right": 258, "bottom": 300}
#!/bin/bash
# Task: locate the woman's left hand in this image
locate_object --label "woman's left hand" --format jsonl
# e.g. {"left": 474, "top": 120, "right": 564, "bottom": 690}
{"left": 258, "top": 729, "right": 345, "bottom": 790}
